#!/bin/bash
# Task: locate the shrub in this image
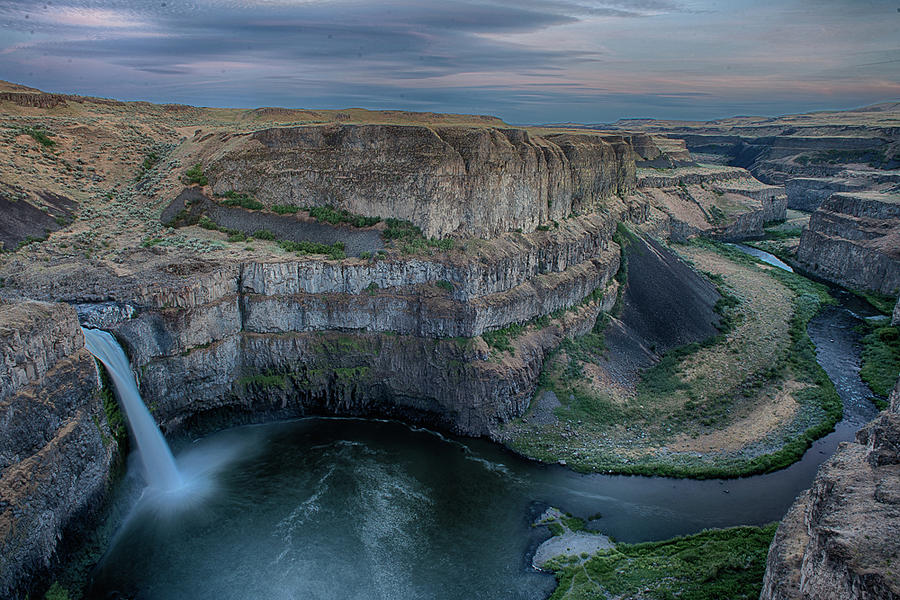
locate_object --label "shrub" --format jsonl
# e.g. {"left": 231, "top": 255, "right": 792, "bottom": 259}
{"left": 220, "top": 191, "right": 263, "bottom": 210}
{"left": 272, "top": 204, "right": 299, "bottom": 214}
{"left": 384, "top": 218, "right": 454, "bottom": 253}
{"left": 198, "top": 216, "right": 218, "bottom": 230}
{"left": 23, "top": 127, "right": 55, "bottom": 148}
{"left": 182, "top": 163, "right": 208, "bottom": 186}
{"left": 277, "top": 239, "right": 346, "bottom": 260}
{"left": 253, "top": 229, "right": 276, "bottom": 240}
{"left": 436, "top": 280, "right": 453, "bottom": 292}
{"left": 307, "top": 204, "right": 380, "bottom": 227}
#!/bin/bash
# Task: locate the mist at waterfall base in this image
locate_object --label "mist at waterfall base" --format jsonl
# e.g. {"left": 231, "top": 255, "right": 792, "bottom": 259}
{"left": 82, "top": 328, "right": 242, "bottom": 510}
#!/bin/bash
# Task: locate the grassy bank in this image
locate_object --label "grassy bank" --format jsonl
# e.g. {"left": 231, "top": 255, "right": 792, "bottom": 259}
{"left": 859, "top": 323, "right": 900, "bottom": 408}
{"left": 506, "top": 236, "right": 841, "bottom": 478}
{"left": 546, "top": 524, "right": 778, "bottom": 600}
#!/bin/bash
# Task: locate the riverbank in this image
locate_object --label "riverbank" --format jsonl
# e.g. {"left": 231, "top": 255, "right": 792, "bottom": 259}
{"left": 504, "top": 237, "right": 842, "bottom": 478}
{"left": 542, "top": 523, "right": 778, "bottom": 600}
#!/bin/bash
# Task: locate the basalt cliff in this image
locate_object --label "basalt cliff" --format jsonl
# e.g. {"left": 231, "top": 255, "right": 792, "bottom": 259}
{"left": 616, "top": 104, "right": 900, "bottom": 296}
{"left": 761, "top": 378, "right": 900, "bottom": 600}
{"left": 0, "top": 82, "right": 888, "bottom": 599}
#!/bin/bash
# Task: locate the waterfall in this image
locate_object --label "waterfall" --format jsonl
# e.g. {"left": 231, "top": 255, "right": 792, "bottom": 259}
{"left": 82, "top": 327, "right": 183, "bottom": 491}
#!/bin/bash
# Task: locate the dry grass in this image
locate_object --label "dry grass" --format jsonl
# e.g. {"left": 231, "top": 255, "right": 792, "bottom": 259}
{"left": 505, "top": 242, "right": 835, "bottom": 477}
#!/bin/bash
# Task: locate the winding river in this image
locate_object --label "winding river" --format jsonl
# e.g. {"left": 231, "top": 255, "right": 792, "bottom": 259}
{"left": 86, "top": 248, "right": 880, "bottom": 600}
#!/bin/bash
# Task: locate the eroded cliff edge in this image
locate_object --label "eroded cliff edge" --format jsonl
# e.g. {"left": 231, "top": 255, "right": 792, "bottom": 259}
{"left": 761, "top": 378, "right": 900, "bottom": 600}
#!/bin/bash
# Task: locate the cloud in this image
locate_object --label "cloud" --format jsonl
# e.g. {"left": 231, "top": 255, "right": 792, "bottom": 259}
{"left": 0, "top": 0, "right": 896, "bottom": 122}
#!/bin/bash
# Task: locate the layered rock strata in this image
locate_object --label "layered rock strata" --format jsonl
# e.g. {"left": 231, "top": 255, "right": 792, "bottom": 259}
{"left": 200, "top": 125, "right": 636, "bottom": 238}
{"left": 91, "top": 217, "right": 624, "bottom": 438}
{"left": 0, "top": 301, "right": 116, "bottom": 599}
{"left": 797, "top": 192, "right": 900, "bottom": 296}
{"left": 634, "top": 165, "right": 787, "bottom": 240}
{"left": 761, "top": 379, "right": 900, "bottom": 600}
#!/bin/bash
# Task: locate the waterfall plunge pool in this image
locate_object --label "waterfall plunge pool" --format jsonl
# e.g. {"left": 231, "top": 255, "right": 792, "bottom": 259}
{"left": 85, "top": 244, "right": 880, "bottom": 600}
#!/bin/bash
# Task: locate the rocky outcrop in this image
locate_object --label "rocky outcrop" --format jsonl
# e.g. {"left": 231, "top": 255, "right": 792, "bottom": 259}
{"left": 0, "top": 201, "right": 632, "bottom": 440}
{"left": 201, "top": 125, "right": 636, "bottom": 238}
{"left": 0, "top": 301, "right": 117, "bottom": 599}
{"left": 796, "top": 192, "right": 900, "bottom": 296}
{"left": 634, "top": 165, "right": 787, "bottom": 241}
{"left": 106, "top": 241, "right": 620, "bottom": 437}
{"left": 761, "top": 378, "right": 900, "bottom": 600}
{"left": 784, "top": 177, "right": 869, "bottom": 212}
{"left": 893, "top": 296, "right": 899, "bottom": 326}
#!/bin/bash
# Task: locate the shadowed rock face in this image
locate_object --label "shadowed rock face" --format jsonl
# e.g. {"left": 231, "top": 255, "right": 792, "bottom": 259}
{"left": 598, "top": 233, "right": 721, "bottom": 388}
{"left": 0, "top": 190, "right": 74, "bottom": 252}
{"left": 797, "top": 192, "right": 900, "bottom": 296}
{"left": 0, "top": 301, "right": 116, "bottom": 599}
{"left": 761, "top": 379, "right": 900, "bottom": 600}
{"left": 203, "top": 124, "right": 636, "bottom": 238}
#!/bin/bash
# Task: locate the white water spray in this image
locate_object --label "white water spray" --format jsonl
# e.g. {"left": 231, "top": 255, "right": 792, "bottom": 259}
{"left": 82, "top": 327, "right": 183, "bottom": 491}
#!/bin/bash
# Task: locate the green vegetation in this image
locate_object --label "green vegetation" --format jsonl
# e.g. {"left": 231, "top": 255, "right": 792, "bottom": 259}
{"left": 237, "top": 372, "right": 287, "bottom": 389}
{"left": 708, "top": 205, "right": 728, "bottom": 225}
{"left": 135, "top": 150, "right": 161, "bottom": 180}
{"left": 859, "top": 324, "right": 900, "bottom": 398}
{"left": 482, "top": 322, "right": 526, "bottom": 356}
{"left": 219, "top": 190, "right": 263, "bottom": 210}
{"left": 435, "top": 280, "right": 454, "bottom": 292}
{"left": 22, "top": 127, "right": 55, "bottom": 148}
{"left": 546, "top": 524, "right": 777, "bottom": 600}
{"left": 272, "top": 204, "right": 300, "bottom": 214}
{"left": 547, "top": 522, "right": 565, "bottom": 537}
{"left": 561, "top": 516, "right": 586, "bottom": 532}
{"left": 307, "top": 204, "right": 381, "bottom": 228}
{"left": 761, "top": 226, "right": 803, "bottom": 240}
{"left": 383, "top": 218, "right": 454, "bottom": 254}
{"left": 278, "top": 239, "right": 346, "bottom": 260}
{"left": 180, "top": 341, "right": 212, "bottom": 357}
{"left": 182, "top": 163, "right": 208, "bottom": 186}
{"left": 96, "top": 362, "right": 127, "bottom": 449}
{"left": 803, "top": 147, "right": 898, "bottom": 169}
{"left": 44, "top": 581, "right": 70, "bottom": 600}
{"left": 252, "top": 229, "right": 276, "bottom": 240}
{"left": 15, "top": 234, "right": 47, "bottom": 250}
{"left": 509, "top": 237, "right": 841, "bottom": 478}
{"left": 140, "top": 237, "right": 164, "bottom": 248}
{"left": 852, "top": 289, "right": 897, "bottom": 315}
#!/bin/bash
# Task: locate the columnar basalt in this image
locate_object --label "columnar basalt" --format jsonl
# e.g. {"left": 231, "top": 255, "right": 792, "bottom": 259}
{"left": 201, "top": 124, "right": 636, "bottom": 238}
{"left": 0, "top": 301, "right": 116, "bottom": 599}
{"left": 797, "top": 192, "right": 900, "bottom": 296}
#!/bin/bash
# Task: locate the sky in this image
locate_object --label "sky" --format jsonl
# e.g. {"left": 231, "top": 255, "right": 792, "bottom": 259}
{"left": 0, "top": 0, "right": 897, "bottom": 123}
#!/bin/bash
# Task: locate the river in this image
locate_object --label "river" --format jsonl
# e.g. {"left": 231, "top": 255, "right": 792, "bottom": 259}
{"left": 85, "top": 247, "right": 880, "bottom": 600}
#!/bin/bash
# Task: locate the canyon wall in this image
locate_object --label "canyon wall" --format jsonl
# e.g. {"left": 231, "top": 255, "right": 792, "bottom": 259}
{"left": 632, "top": 165, "right": 787, "bottom": 241}
{"left": 761, "top": 378, "right": 900, "bottom": 600}
{"left": 82, "top": 211, "right": 626, "bottom": 438}
{"left": 0, "top": 301, "right": 116, "bottom": 599}
{"left": 796, "top": 192, "right": 900, "bottom": 296}
{"left": 201, "top": 125, "right": 636, "bottom": 238}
